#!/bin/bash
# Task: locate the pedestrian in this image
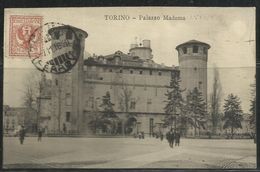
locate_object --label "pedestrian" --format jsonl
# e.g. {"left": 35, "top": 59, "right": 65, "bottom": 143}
{"left": 166, "top": 129, "right": 175, "bottom": 148}
{"left": 138, "top": 132, "right": 142, "bottom": 139}
{"left": 19, "top": 125, "right": 26, "bottom": 145}
{"left": 38, "top": 128, "right": 43, "bottom": 142}
{"left": 160, "top": 132, "right": 164, "bottom": 141}
{"left": 175, "top": 130, "right": 181, "bottom": 146}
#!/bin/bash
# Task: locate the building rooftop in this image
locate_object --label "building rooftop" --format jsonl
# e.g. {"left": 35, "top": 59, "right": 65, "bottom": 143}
{"left": 176, "top": 40, "right": 210, "bottom": 50}
{"left": 84, "top": 50, "right": 177, "bottom": 71}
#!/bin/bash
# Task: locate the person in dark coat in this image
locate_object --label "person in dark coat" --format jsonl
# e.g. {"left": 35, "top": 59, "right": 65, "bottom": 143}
{"left": 19, "top": 126, "right": 26, "bottom": 145}
{"left": 166, "top": 129, "right": 175, "bottom": 148}
{"left": 38, "top": 128, "right": 43, "bottom": 142}
{"left": 175, "top": 131, "right": 181, "bottom": 146}
{"left": 160, "top": 132, "right": 164, "bottom": 141}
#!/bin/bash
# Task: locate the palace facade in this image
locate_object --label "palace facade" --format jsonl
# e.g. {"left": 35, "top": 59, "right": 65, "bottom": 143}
{"left": 38, "top": 26, "right": 209, "bottom": 136}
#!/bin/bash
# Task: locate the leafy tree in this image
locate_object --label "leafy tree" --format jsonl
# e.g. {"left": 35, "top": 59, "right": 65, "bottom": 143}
{"left": 249, "top": 82, "right": 256, "bottom": 134}
{"left": 209, "top": 66, "right": 222, "bottom": 135}
{"left": 163, "top": 72, "right": 184, "bottom": 129}
{"left": 223, "top": 94, "right": 243, "bottom": 139}
{"left": 99, "top": 91, "right": 118, "bottom": 134}
{"left": 184, "top": 87, "right": 207, "bottom": 136}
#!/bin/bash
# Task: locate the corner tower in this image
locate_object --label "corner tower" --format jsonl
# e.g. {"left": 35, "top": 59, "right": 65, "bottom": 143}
{"left": 176, "top": 40, "right": 210, "bottom": 103}
{"left": 48, "top": 26, "right": 88, "bottom": 134}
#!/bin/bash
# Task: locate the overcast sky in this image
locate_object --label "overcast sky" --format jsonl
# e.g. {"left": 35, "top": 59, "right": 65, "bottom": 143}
{"left": 4, "top": 7, "right": 255, "bottom": 113}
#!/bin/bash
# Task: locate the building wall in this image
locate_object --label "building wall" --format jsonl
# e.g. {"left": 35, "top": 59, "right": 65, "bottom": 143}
{"left": 81, "top": 64, "right": 176, "bottom": 134}
{"left": 177, "top": 43, "right": 209, "bottom": 102}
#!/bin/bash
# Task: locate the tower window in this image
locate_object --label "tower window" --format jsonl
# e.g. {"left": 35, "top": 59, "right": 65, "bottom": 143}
{"left": 199, "top": 81, "right": 202, "bottom": 89}
{"left": 149, "top": 70, "right": 152, "bottom": 75}
{"left": 54, "top": 31, "right": 60, "bottom": 40}
{"left": 203, "top": 47, "right": 207, "bottom": 54}
{"left": 66, "top": 30, "right": 73, "bottom": 39}
{"left": 55, "top": 79, "right": 58, "bottom": 86}
{"left": 66, "top": 112, "right": 71, "bottom": 122}
{"left": 139, "top": 71, "right": 143, "bottom": 75}
{"left": 66, "top": 93, "right": 71, "bottom": 106}
{"left": 119, "top": 69, "right": 123, "bottom": 73}
{"left": 193, "top": 46, "right": 199, "bottom": 53}
{"left": 182, "top": 47, "right": 187, "bottom": 54}
{"left": 158, "top": 71, "right": 162, "bottom": 76}
{"left": 130, "top": 70, "right": 133, "bottom": 74}
{"left": 130, "top": 100, "right": 136, "bottom": 110}
{"left": 109, "top": 69, "right": 113, "bottom": 72}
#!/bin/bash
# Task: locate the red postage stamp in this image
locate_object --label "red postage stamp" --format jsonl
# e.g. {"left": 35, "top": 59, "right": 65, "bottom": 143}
{"left": 9, "top": 15, "right": 43, "bottom": 57}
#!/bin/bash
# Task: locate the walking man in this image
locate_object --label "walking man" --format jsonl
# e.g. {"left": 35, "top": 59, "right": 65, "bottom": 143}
{"left": 19, "top": 125, "right": 26, "bottom": 145}
{"left": 160, "top": 132, "right": 164, "bottom": 141}
{"left": 38, "top": 128, "right": 43, "bottom": 142}
{"left": 175, "top": 130, "right": 181, "bottom": 146}
{"left": 166, "top": 129, "right": 175, "bottom": 148}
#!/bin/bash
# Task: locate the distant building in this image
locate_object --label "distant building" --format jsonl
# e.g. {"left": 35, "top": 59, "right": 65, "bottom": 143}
{"left": 39, "top": 26, "right": 210, "bottom": 136}
{"left": 3, "top": 106, "right": 37, "bottom": 135}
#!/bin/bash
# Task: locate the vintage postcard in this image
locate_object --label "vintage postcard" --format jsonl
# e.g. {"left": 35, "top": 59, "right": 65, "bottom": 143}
{"left": 3, "top": 7, "right": 256, "bottom": 168}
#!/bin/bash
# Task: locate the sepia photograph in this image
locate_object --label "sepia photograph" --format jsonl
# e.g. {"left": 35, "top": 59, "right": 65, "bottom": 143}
{"left": 3, "top": 7, "right": 256, "bottom": 169}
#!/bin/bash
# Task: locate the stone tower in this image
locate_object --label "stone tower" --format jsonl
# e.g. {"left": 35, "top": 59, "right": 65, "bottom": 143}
{"left": 176, "top": 40, "right": 210, "bottom": 103}
{"left": 48, "top": 25, "right": 88, "bottom": 134}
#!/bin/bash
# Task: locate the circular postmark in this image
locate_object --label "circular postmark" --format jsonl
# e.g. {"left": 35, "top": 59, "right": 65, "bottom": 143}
{"left": 28, "top": 22, "right": 81, "bottom": 74}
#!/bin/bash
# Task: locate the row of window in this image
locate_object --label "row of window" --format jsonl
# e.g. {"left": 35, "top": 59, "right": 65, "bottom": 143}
{"left": 109, "top": 69, "right": 162, "bottom": 76}
{"left": 53, "top": 30, "right": 73, "bottom": 40}
{"left": 182, "top": 46, "right": 207, "bottom": 54}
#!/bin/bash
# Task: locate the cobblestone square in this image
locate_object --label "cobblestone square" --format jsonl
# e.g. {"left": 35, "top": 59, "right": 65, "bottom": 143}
{"left": 3, "top": 137, "right": 256, "bottom": 169}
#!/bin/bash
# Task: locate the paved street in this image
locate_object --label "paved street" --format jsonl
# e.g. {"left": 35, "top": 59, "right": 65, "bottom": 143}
{"left": 3, "top": 137, "right": 256, "bottom": 169}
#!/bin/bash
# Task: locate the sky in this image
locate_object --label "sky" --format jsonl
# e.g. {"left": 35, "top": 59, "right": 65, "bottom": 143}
{"left": 4, "top": 7, "right": 255, "bottom": 113}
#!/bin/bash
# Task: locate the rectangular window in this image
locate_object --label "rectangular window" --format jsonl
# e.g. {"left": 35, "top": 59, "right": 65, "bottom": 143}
{"left": 147, "top": 98, "right": 152, "bottom": 104}
{"left": 130, "top": 100, "right": 136, "bottom": 110}
{"left": 66, "top": 93, "right": 72, "bottom": 106}
{"left": 109, "top": 69, "right": 113, "bottom": 72}
{"left": 119, "top": 69, "right": 123, "bottom": 73}
{"left": 130, "top": 70, "right": 133, "bottom": 74}
{"left": 183, "top": 47, "right": 187, "bottom": 54}
{"left": 66, "top": 112, "right": 70, "bottom": 122}
{"left": 139, "top": 71, "right": 143, "bottom": 75}
{"left": 54, "top": 31, "right": 60, "bottom": 39}
{"left": 66, "top": 30, "right": 73, "bottom": 39}
{"left": 89, "top": 97, "right": 94, "bottom": 109}
{"left": 149, "top": 118, "right": 154, "bottom": 135}
{"left": 203, "top": 47, "right": 207, "bottom": 54}
{"left": 149, "top": 70, "right": 152, "bottom": 75}
{"left": 199, "top": 81, "right": 202, "bottom": 90}
{"left": 193, "top": 46, "right": 199, "bottom": 53}
{"left": 55, "top": 79, "right": 58, "bottom": 86}
{"left": 158, "top": 71, "right": 162, "bottom": 76}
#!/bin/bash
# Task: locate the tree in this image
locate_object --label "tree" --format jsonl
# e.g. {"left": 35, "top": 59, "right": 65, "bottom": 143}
{"left": 99, "top": 91, "right": 119, "bottom": 134}
{"left": 163, "top": 72, "right": 184, "bottom": 129}
{"left": 209, "top": 66, "right": 222, "bottom": 135}
{"left": 249, "top": 82, "right": 256, "bottom": 134}
{"left": 22, "top": 71, "right": 44, "bottom": 132}
{"left": 184, "top": 87, "right": 207, "bottom": 136}
{"left": 223, "top": 94, "right": 243, "bottom": 139}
